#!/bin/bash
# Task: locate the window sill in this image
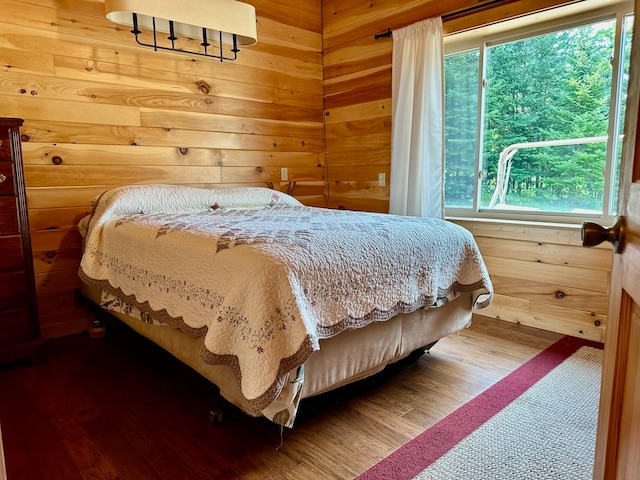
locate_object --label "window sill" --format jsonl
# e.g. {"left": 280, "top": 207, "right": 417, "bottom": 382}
{"left": 446, "top": 216, "right": 583, "bottom": 231}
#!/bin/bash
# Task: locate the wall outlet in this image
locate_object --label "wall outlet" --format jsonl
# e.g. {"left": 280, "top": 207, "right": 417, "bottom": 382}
{"left": 281, "top": 167, "right": 288, "bottom": 181}
{"left": 378, "top": 172, "right": 386, "bottom": 187}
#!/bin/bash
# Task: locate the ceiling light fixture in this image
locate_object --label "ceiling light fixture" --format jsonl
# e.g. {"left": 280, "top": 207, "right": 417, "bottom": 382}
{"left": 105, "top": 0, "right": 257, "bottom": 61}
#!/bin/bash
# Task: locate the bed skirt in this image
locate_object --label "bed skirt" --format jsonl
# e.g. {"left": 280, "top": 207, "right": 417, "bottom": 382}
{"left": 82, "top": 284, "right": 473, "bottom": 414}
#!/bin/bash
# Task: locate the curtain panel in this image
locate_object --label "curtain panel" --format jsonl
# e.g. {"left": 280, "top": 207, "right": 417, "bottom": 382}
{"left": 389, "top": 18, "right": 445, "bottom": 218}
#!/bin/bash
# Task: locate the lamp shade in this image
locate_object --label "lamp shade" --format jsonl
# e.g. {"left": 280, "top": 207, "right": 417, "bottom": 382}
{"left": 105, "top": 0, "right": 257, "bottom": 46}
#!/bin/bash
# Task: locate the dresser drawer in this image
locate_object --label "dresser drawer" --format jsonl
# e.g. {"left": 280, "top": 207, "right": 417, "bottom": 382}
{"left": 0, "top": 270, "right": 28, "bottom": 311}
{"left": 0, "top": 162, "right": 14, "bottom": 196}
{"left": 0, "top": 197, "right": 18, "bottom": 235}
{"left": 0, "top": 132, "right": 11, "bottom": 162}
{"left": 0, "top": 236, "right": 23, "bottom": 272}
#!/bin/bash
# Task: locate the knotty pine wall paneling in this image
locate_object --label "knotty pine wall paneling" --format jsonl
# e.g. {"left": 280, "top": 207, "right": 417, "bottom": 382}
{"left": 453, "top": 220, "right": 610, "bottom": 342}
{"left": 0, "top": 0, "right": 325, "bottom": 338}
{"left": 0, "top": 0, "right": 613, "bottom": 341}
{"left": 322, "top": 0, "right": 612, "bottom": 342}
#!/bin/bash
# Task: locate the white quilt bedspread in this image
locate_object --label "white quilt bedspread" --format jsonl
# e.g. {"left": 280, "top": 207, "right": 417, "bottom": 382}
{"left": 79, "top": 184, "right": 493, "bottom": 417}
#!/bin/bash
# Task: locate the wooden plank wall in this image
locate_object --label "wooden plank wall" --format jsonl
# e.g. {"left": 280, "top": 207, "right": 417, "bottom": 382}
{"left": 0, "top": 0, "right": 325, "bottom": 338}
{"left": 454, "top": 220, "right": 610, "bottom": 342}
{"left": 0, "top": 0, "right": 611, "bottom": 342}
{"left": 322, "top": 0, "right": 610, "bottom": 342}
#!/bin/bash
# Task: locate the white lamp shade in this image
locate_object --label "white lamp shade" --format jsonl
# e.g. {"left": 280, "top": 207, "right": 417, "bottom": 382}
{"left": 105, "top": 0, "right": 257, "bottom": 46}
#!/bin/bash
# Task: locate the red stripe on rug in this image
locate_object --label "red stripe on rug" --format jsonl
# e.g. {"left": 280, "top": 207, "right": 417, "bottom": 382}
{"left": 356, "top": 335, "right": 603, "bottom": 480}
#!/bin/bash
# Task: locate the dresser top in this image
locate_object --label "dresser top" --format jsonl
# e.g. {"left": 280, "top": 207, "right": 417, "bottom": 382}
{"left": 0, "top": 118, "right": 24, "bottom": 127}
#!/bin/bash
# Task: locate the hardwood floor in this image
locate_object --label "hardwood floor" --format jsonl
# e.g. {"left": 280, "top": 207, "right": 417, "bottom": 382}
{"left": 0, "top": 316, "right": 563, "bottom": 480}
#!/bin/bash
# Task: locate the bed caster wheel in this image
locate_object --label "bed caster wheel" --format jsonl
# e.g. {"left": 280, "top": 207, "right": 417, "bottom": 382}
{"left": 208, "top": 408, "right": 224, "bottom": 423}
{"left": 425, "top": 340, "right": 439, "bottom": 354}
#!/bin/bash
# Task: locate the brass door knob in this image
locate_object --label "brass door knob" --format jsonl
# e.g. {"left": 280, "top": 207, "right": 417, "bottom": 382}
{"left": 581, "top": 216, "right": 625, "bottom": 254}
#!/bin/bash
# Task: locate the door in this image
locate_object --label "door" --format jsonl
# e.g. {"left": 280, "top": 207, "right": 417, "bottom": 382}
{"left": 591, "top": 0, "right": 640, "bottom": 477}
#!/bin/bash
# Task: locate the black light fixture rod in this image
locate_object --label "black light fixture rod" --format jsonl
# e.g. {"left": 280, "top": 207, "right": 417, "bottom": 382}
{"left": 201, "top": 27, "right": 210, "bottom": 55}
{"left": 219, "top": 30, "right": 224, "bottom": 62}
{"left": 151, "top": 16, "right": 158, "bottom": 51}
{"left": 231, "top": 34, "right": 239, "bottom": 58}
{"left": 127, "top": 15, "right": 239, "bottom": 61}
{"left": 168, "top": 20, "right": 177, "bottom": 48}
{"left": 131, "top": 12, "right": 141, "bottom": 35}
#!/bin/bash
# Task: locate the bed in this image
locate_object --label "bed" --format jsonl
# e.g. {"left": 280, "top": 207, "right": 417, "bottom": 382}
{"left": 78, "top": 184, "right": 493, "bottom": 427}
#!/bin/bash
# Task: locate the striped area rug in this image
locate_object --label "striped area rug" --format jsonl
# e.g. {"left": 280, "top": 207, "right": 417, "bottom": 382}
{"left": 357, "top": 336, "right": 603, "bottom": 480}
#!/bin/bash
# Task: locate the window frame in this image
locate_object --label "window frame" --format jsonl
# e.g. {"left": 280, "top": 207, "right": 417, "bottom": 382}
{"left": 443, "top": 0, "right": 634, "bottom": 225}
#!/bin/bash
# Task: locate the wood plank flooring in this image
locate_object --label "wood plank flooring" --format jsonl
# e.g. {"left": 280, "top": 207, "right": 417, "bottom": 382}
{"left": 0, "top": 316, "right": 563, "bottom": 480}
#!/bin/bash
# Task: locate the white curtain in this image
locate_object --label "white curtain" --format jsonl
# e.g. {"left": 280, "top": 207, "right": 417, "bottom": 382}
{"left": 389, "top": 18, "right": 444, "bottom": 218}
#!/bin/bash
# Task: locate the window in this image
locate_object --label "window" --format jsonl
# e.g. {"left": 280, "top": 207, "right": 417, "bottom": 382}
{"left": 444, "top": 2, "right": 634, "bottom": 224}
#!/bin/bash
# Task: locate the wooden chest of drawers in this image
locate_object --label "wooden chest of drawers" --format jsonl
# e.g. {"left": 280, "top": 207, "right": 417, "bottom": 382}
{"left": 0, "top": 117, "right": 43, "bottom": 365}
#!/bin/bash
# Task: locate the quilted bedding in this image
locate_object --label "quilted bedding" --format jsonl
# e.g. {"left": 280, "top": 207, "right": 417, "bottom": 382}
{"left": 79, "top": 184, "right": 493, "bottom": 425}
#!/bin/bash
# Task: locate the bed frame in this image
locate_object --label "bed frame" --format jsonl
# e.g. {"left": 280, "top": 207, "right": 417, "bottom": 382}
{"left": 81, "top": 283, "right": 473, "bottom": 422}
